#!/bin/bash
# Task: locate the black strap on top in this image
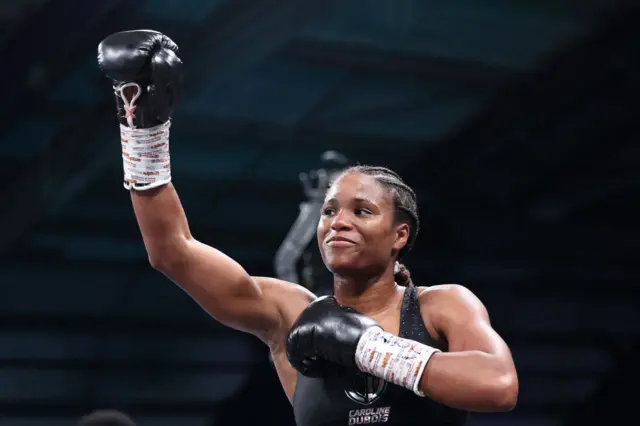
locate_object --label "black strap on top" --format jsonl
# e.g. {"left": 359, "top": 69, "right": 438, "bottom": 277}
{"left": 400, "top": 285, "right": 449, "bottom": 352}
{"left": 399, "top": 285, "right": 428, "bottom": 340}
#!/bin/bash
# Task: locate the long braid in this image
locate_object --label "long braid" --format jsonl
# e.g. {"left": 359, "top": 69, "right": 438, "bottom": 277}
{"left": 340, "top": 165, "right": 420, "bottom": 286}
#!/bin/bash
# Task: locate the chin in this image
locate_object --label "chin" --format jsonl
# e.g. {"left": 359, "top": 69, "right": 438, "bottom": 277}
{"left": 323, "top": 253, "right": 357, "bottom": 274}
{"left": 325, "top": 256, "right": 367, "bottom": 277}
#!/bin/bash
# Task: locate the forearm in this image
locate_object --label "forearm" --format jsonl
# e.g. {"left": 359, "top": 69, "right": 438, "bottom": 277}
{"left": 419, "top": 350, "right": 518, "bottom": 412}
{"left": 131, "top": 183, "right": 192, "bottom": 264}
{"left": 355, "top": 328, "right": 517, "bottom": 412}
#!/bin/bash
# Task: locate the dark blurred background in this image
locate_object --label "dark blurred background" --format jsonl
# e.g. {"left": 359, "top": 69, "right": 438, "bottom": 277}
{"left": 0, "top": 1, "right": 638, "bottom": 426}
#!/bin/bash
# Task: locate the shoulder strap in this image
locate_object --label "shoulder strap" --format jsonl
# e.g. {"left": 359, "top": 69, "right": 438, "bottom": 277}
{"left": 399, "top": 286, "right": 428, "bottom": 341}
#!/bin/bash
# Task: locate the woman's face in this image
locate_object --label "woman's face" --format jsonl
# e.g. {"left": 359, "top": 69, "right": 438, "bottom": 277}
{"left": 317, "top": 172, "right": 409, "bottom": 276}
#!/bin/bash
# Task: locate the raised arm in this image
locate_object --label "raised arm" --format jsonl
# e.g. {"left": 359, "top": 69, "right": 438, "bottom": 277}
{"left": 133, "top": 184, "right": 291, "bottom": 341}
{"left": 97, "top": 29, "right": 313, "bottom": 344}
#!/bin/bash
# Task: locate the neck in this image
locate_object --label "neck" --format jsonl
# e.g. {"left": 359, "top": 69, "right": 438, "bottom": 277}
{"left": 333, "top": 267, "right": 400, "bottom": 316}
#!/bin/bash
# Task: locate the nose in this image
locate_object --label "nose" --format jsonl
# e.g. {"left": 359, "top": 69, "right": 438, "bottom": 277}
{"left": 330, "top": 209, "right": 353, "bottom": 232}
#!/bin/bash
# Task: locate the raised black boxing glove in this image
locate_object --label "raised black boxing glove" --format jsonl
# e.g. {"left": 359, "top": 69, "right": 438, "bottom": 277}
{"left": 286, "top": 296, "right": 441, "bottom": 396}
{"left": 286, "top": 296, "right": 379, "bottom": 376}
{"left": 97, "top": 30, "right": 183, "bottom": 190}
{"left": 98, "top": 29, "right": 182, "bottom": 129}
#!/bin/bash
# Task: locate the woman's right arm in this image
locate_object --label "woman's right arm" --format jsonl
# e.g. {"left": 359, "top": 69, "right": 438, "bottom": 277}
{"left": 132, "top": 183, "right": 310, "bottom": 343}
{"left": 97, "top": 30, "right": 314, "bottom": 345}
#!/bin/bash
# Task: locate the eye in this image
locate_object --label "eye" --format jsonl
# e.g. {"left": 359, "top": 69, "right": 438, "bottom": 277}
{"left": 322, "top": 207, "right": 336, "bottom": 216}
{"left": 355, "top": 208, "right": 372, "bottom": 216}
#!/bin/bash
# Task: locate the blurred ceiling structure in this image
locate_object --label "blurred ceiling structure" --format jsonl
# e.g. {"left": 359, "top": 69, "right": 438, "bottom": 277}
{"left": 0, "top": 1, "right": 637, "bottom": 426}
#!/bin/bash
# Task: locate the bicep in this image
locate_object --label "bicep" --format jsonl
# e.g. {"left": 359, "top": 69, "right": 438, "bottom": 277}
{"left": 447, "top": 312, "right": 510, "bottom": 359}
{"left": 429, "top": 286, "right": 512, "bottom": 359}
{"left": 158, "top": 238, "right": 283, "bottom": 340}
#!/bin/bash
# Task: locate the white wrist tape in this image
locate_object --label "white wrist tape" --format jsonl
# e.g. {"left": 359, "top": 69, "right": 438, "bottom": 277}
{"left": 120, "top": 120, "right": 172, "bottom": 191}
{"left": 355, "top": 327, "right": 440, "bottom": 396}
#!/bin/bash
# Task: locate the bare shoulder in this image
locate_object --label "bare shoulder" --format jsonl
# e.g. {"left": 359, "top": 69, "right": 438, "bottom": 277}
{"left": 417, "top": 284, "right": 482, "bottom": 306}
{"left": 416, "top": 284, "right": 489, "bottom": 329}
{"left": 253, "top": 277, "right": 317, "bottom": 345}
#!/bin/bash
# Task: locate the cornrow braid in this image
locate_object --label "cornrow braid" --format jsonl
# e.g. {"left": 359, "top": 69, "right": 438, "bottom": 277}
{"left": 338, "top": 165, "right": 420, "bottom": 286}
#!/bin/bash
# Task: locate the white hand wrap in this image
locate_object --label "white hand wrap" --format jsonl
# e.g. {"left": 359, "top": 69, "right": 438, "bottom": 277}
{"left": 354, "top": 327, "right": 440, "bottom": 396}
{"left": 120, "top": 120, "right": 172, "bottom": 191}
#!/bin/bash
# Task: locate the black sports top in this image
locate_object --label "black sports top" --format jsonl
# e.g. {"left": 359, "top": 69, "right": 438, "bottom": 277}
{"left": 292, "top": 285, "right": 469, "bottom": 426}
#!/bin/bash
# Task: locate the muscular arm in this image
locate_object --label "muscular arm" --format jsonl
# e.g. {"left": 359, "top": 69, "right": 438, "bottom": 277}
{"left": 96, "top": 30, "right": 313, "bottom": 349}
{"left": 417, "top": 285, "right": 518, "bottom": 412}
{"left": 132, "top": 184, "right": 312, "bottom": 344}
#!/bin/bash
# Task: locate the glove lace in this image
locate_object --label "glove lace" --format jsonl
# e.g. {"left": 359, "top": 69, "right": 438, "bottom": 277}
{"left": 115, "top": 82, "right": 142, "bottom": 129}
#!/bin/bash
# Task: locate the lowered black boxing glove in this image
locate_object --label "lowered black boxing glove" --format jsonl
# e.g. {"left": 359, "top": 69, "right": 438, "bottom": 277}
{"left": 287, "top": 296, "right": 441, "bottom": 395}
{"left": 286, "top": 296, "right": 380, "bottom": 377}
{"left": 97, "top": 29, "right": 183, "bottom": 129}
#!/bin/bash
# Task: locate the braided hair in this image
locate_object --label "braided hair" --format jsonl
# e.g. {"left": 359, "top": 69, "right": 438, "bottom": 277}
{"left": 338, "top": 165, "right": 420, "bottom": 286}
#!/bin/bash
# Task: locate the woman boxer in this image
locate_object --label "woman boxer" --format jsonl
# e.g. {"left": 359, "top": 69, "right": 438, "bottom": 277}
{"left": 97, "top": 30, "right": 518, "bottom": 426}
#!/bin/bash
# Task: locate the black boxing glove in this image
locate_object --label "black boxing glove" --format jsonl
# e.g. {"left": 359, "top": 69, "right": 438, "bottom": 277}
{"left": 97, "top": 30, "right": 183, "bottom": 190}
{"left": 286, "top": 296, "right": 441, "bottom": 396}
{"left": 286, "top": 296, "right": 379, "bottom": 374}
{"left": 98, "top": 29, "right": 182, "bottom": 128}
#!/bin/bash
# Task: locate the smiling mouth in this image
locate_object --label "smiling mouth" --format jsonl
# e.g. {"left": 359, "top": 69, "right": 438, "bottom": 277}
{"left": 326, "top": 239, "right": 356, "bottom": 247}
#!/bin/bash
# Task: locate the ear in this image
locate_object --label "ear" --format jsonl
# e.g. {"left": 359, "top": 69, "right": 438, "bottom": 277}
{"left": 392, "top": 222, "right": 410, "bottom": 253}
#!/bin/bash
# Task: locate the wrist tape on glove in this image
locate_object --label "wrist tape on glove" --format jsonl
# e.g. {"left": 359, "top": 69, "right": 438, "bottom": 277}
{"left": 355, "top": 327, "right": 440, "bottom": 396}
{"left": 120, "top": 120, "right": 172, "bottom": 191}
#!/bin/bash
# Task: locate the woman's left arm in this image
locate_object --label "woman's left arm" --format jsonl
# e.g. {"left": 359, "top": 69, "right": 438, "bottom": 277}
{"left": 417, "top": 284, "right": 518, "bottom": 412}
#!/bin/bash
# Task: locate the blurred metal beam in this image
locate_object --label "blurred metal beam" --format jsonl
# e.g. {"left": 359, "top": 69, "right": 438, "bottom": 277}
{"left": 278, "top": 37, "right": 527, "bottom": 86}
{"left": 77, "top": 172, "right": 304, "bottom": 206}
{"left": 0, "top": 105, "right": 115, "bottom": 254}
{"left": 0, "top": 0, "right": 126, "bottom": 131}
{"left": 0, "top": 313, "right": 234, "bottom": 336}
{"left": 171, "top": 118, "right": 420, "bottom": 161}
{"left": 178, "top": 0, "right": 342, "bottom": 90}
{"left": 528, "top": 174, "right": 639, "bottom": 218}
{"left": 0, "top": 358, "right": 251, "bottom": 373}
{"left": 428, "top": 260, "right": 640, "bottom": 283}
{"left": 47, "top": 211, "right": 640, "bottom": 267}
{"left": 443, "top": 100, "right": 637, "bottom": 212}
{"left": 0, "top": 401, "right": 228, "bottom": 417}
{"left": 31, "top": 217, "right": 289, "bottom": 244}
{"left": 3, "top": 249, "right": 277, "bottom": 277}
{"left": 398, "top": 4, "right": 640, "bottom": 196}
{"left": 0, "top": 0, "right": 340, "bottom": 255}
{"left": 441, "top": 220, "right": 638, "bottom": 263}
{"left": 38, "top": 101, "right": 422, "bottom": 157}
{"left": 0, "top": 313, "right": 610, "bottom": 346}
